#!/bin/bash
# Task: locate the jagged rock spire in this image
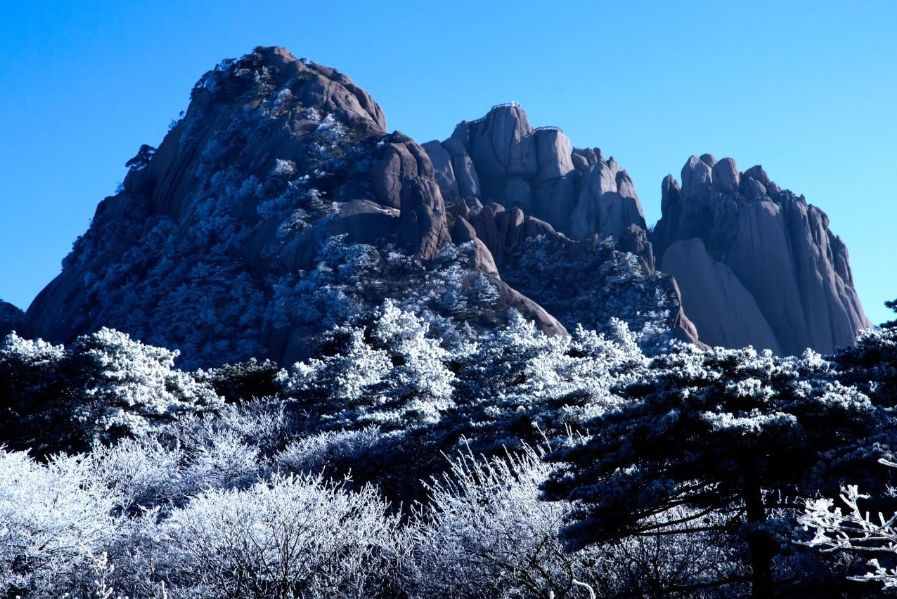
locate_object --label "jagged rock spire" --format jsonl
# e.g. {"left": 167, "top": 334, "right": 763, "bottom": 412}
{"left": 653, "top": 155, "right": 869, "bottom": 354}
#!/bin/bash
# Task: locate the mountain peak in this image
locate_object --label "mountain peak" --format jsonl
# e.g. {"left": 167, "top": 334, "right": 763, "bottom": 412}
{"left": 20, "top": 48, "right": 868, "bottom": 365}
{"left": 654, "top": 154, "right": 870, "bottom": 354}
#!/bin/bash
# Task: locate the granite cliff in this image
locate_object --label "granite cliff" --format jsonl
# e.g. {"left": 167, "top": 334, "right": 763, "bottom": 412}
{"left": 24, "top": 47, "right": 690, "bottom": 367}
{"left": 21, "top": 47, "right": 868, "bottom": 365}
{"left": 653, "top": 155, "right": 870, "bottom": 354}
{"left": 0, "top": 301, "right": 24, "bottom": 337}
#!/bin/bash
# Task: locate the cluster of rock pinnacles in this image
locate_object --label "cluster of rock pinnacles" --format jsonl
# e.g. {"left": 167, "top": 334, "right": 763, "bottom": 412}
{"left": 13, "top": 47, "right": 869, "bottom": 362}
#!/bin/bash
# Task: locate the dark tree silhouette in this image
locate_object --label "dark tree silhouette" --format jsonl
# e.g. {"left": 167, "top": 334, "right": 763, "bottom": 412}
{"left": 544, "top": 345, "right": 892, "bottom": 598}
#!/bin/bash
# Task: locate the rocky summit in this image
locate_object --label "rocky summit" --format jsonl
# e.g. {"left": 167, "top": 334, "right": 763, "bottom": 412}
{"left": 22, "top": 47, "right": 868, "bottom": 366}
{"left": 653, "top": 155, "right": 870, "bottom": 355}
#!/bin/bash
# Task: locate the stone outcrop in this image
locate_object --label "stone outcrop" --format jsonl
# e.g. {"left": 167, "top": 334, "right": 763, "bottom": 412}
{"left": 423, "top": 105, "right": 648, "bottom": 250}
{"left": 653, "top": 155, "right": 870, "bottom": 354}
{"left": 442, "top": 200, "right": 698, "bottom": 347}
{"left": 397, "top": 176, "right": 450, "bottom": 259}
{"left": 0, "top": 301, "right": 24, "bottom": 336}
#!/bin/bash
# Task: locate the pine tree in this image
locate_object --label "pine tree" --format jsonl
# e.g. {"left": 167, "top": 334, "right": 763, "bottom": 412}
{"left": 884, "top": 297, "right": 897, "bottom": 329}
{"left": 544, "top": 345, "right": 892, "bottom": 598}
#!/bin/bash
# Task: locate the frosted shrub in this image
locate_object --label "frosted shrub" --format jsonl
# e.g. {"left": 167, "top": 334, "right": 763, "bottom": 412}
{"left": 72, "top": 327, "right": 224, "bottom": 442}
{"left": 277, "top": 426, "right": 385, "bottom": 474}
{"left": 411, "top": 445, "right": 591, "bottom": 598}
{"left": 89, "top": 436, "right": 184, "bottom": 511}
{"left": 800, "top": 467, "right": 897, "bottom": 592}
{"left": 182, "top": 429, "right": 264, "bottom": 492}
{"left": 158, "top": 473, "right": 404, "bottom": 598}
{"left": 0, "top": 450, "right": 119, "bottom": 596}
{"left": 173, "top": 397, "right": 292, "bottom": 457}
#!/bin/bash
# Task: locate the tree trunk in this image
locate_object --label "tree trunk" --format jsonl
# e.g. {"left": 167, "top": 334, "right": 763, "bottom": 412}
{"left": 744, "top": 471, "right": 773, "bottom": 599}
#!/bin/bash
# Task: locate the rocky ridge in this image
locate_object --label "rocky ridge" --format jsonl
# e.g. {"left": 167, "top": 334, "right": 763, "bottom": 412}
{"left": 653, "top": 155, "right": 870, "bottom": 354}
{"left": 23, "top": 47, "right": 690, "bottom": 368}
{"left": 0, "top": 301, "right": 24, "bottom": 337}
{"left": 19, "top": 47, "right": 868, "bottom": 366}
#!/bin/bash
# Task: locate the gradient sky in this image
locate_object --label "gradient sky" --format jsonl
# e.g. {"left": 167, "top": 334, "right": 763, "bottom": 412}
{"left": 1, "top": 1, "right": 894, "bottom": 324}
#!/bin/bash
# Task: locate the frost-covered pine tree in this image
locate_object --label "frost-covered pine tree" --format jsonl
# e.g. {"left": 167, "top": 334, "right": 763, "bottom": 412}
{"left": 544, "top": 344, "right": 891, "bottom": 598}
{"left": 884, "top": 297, "right": 896, "bottom": 329}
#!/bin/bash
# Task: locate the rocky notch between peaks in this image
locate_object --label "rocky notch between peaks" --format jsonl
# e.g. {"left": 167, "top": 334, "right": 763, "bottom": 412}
{"left": 19, "top": 46, "right": 867, "bottom": 367}
{"left": 653, "top": 154, "right": 870, "bottom": 355}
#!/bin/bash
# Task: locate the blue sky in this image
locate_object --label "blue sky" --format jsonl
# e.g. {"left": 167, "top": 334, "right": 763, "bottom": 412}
{"left": 1, "top": 1, "right": 894, "bottom": 324}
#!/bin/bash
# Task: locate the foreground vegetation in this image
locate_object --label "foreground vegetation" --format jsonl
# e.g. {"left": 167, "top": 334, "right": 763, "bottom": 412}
{"left": 1, "top": 299, "right": 895, "bottom": 598}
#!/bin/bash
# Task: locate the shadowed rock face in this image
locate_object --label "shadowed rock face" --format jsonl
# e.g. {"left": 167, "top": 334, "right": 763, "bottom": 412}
{"left": 654, "top": 155, "right": 870, "bottom": 355}
{"left": 422, "top": 106, "right": 700, "bottom": 347}
{"left": 423, "top": 105, "right": 647, "bottom": 247}
{"left": 0, "top": 301, "right": 24, "bottom": 336}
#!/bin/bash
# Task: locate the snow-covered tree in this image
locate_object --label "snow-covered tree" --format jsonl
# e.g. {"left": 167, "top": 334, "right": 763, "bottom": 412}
{"left": 0, "top": 329, "right": 223, "bottom": 453}
{"left": 279, "top": 301, "right": 456, "bottom": 429}
{"left": 544, "top": 344, "right": 891, "bottom": 598}
{"left": 884, "top": 298, "right": 896, "bottom": 329}
{"left": 71, "top": 328, "right": 223, "bottom": 442}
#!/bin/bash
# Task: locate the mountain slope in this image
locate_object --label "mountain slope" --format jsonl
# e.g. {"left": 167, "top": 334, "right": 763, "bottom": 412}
{"left": 24, "top": 47, "right": 691, "bottom": 367}
{"left": 0, "top": 301, "right": 23, "bottom": 336}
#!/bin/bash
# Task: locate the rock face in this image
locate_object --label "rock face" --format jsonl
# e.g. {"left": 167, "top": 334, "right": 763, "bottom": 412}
{"left": 27, "top": 47, "right": 694, "bottom": 368}
{"left": 653, "top": 155, "right": 870, "bottom": 355}
{"left": 25, "top": 47, "right": 572, "bottom": 367}
{"left": 29, "top": 46, "right": 865, "bottom": 366}
{"left": 418, "top": 105, "right": 699, "bottom": 346}
{"left": 423, "top": 105, "right": 648, "bottom": 250}
{"left": 0, "top": 301, "right": 24, "bottom": 336}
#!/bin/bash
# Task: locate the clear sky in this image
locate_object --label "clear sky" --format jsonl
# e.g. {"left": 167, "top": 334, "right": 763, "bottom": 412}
{"left": 1, "top": 1, "right": 894, "bottom": 324}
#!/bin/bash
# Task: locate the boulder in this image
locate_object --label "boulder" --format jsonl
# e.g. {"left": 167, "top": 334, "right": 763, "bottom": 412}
{"left": 450, "top": 216, "right": 477, "bottom": 244}
{"left": 534, "top": 127, "right": 574, "bottom": 180}
{"left": 681, "top": 155, "right": 713, "bottom": 193}
{"left": 466, "top": 104, "right": 538, "bottom": 180}
{"left": 571, "top": 162, "right": 645, "bottom": 239}
{"left": 371, "top": 133, "right": 433, "bottom": 209}
{"left": 398, "top": 176, "right": 451, "bottom": 260}
{"left": 712, "top": 157, "right": 740, "bottom": 192}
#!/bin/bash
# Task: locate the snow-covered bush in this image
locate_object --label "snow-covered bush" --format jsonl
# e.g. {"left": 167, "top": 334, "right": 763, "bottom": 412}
{"left": 155, "top": 473, "right": 404, "bottom": 598}
{"left": 800, "top": 462, "right": 897, "bottom": 593}
{"left": 276, "top": 426, "right": 386, "bottom": 474}
{"left": 181, "top": 429, "right": 264, "bottom": 492}
{"left": 410, "top": 445, "right": 593, "bottom": 597}
{"left": 0, "top": 450, "right": 120, "bottom": 596}
{"left": 88, "top": 436, "right": 184, "bottom": 512}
